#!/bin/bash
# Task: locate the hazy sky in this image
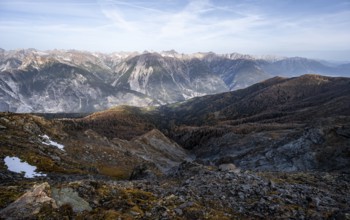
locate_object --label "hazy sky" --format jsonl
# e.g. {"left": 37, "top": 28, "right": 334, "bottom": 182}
{"left": 1, "top": 0, "right": 349, "bottom": 60}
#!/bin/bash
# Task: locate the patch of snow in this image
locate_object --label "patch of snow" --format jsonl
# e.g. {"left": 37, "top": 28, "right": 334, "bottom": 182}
{"left": 62, "top": 57, "right": 72, "bottom": 62}
{"left": 92, "top": 52, "right": 101, "bottom": 57}
{"left": 34, "top": 51, "right": 49, "bottom": 56}
{"left": 160, "top": 50, "right": 184, "bottom": 59}
{"left": 191, "top": 52, "right": 207, "bottom": 59}
{"left": 40, "top": 134, "right": 65, "bottom": 151}
{"left": 253, "top": 54, "right": 285, "bottom": 62}
{"left": 4, "top": 156, "right": 46, "bottom": 178}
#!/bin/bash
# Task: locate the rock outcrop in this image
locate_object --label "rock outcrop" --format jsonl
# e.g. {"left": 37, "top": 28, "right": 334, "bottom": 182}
{"left": 0, "top": 182, "right": 57, "bottom": 219}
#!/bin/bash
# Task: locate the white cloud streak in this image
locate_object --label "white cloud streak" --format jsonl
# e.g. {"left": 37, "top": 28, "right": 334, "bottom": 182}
{"left": 0, "top": 0, "right": 349, "bottom": 60}
{"left": 101, "top": 8, "right": 136, "bottom": 31}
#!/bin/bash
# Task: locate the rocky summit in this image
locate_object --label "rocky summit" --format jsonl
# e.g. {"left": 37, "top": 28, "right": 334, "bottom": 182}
{"left": 0, "top": 74, "right": 349, "bottom": 219}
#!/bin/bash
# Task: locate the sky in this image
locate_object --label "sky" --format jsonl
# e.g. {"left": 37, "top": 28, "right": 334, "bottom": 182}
{"left": 0, "top": 0, "right": 350, "bottom": 61}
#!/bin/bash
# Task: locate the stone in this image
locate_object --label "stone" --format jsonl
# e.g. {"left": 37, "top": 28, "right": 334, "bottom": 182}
{"left": 0, "top": 182, "right": 57, "bottom": 219}
{"left": 0, "top": 117, "right": 10, "bottom": 124}
{"left": 178, "top": 201, "right": 194, "bottom": 209}
{"left": 336, "top": 126, "right": 350, "bottom": 138}
{"left": 51, "top": 187, "right": 92, "bottom": 212}
{"left": 129, "top": 164, "right": 155, "bottom": 180}
{"left": 238, "top": 192, "right": 245, "bottom": 200}
{"left": 174, "top": 208, "right": 183, "bottom": 216}
{"left": 268, "top": 180, "right": 276, "bottom": 189}
{"left": 306, "top": 128, "right": 325, "bottom": 144}
{"left": 23, "top": 122, "right": 41, "bottom": 134}
{"left": 218, "top": 163, "right": 241, "bottom": 173}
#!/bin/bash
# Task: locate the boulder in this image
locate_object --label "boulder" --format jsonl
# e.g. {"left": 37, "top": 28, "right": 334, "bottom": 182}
{"left": 129, "top": 164, "right": 156, "bottom": 180}
{"left": 51, "top": 187, "right": 92, "bottom": 212}
{"left": 0, "top": 182, "right": 57, "bottom": 219}
{"left": 218, "top": 163, "right": 241, "bottom": 173}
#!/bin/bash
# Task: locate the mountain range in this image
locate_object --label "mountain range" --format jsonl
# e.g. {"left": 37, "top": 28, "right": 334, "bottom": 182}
{"left": 1, "top": 48, "right": 349, "bottom": 113}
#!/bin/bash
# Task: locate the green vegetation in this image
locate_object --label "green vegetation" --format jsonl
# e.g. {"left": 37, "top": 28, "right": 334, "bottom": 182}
{"left": 97, "top": 165, "right": 130, "bottom": 180}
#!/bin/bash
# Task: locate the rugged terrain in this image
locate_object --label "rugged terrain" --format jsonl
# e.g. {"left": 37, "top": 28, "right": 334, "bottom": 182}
{"left": 1, "top": 48, "right": 349, "bottom": 113}
{"left": 162, "top": 74, "right": 350, "bottom": 172}
{"left": 0, "top": 74, "right": 349, "bottom": 219}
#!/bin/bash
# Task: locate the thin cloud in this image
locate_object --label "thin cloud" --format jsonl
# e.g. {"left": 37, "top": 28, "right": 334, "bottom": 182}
{"left": 0, "top": 0, "right": 101, "bottom": 20}
{"left": 101, "top": 8, "right": 136, "bottom": 32}
{"left": 0, "top": 0, "right": 349, "bottom": 60}
{"left": 159, "top": 0, "right": 265, "bottom": 40}
{"left": 100, "top": 0, "right": 164, "bottom": 13}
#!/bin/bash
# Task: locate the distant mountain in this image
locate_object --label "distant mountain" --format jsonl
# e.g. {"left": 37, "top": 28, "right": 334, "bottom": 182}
{"left": 0, "top": 48, "right": 349, "bottom": 112}
{"left": 111, "top": 52, "right": 228, "bottom": 104}
{"left": 261, "top": 57, "right": 334, "bottom": 76}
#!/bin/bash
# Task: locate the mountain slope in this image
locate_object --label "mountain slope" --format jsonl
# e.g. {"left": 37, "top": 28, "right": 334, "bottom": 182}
{"left": 158, "top": 74, "right": 350, "bottom": 172}
{"left": 160, "top": 74, "right": 350, "bottom": 125}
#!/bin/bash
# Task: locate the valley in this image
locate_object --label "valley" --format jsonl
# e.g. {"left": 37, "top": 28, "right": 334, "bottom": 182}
{"left": 0, "top": 74, "right": 349, "bottom": 219}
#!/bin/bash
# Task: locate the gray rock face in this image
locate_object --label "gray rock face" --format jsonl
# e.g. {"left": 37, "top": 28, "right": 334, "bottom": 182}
{"left": 169, "top": 113, "right": 349, "bottom": 172}
{"left": 252, "top": 127, "right": 343, "bottom": 172}
{"left": 114, "top": 53, "right": 229, "bottom": 104}
{"left": 131, "top": 129, "right": 191, "bottom": 172}
{"left": 0, "top": 62, "right": 156, "bottom": 113}
{"left": 107, "top": 129, "right": 192, "bottom": 173}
